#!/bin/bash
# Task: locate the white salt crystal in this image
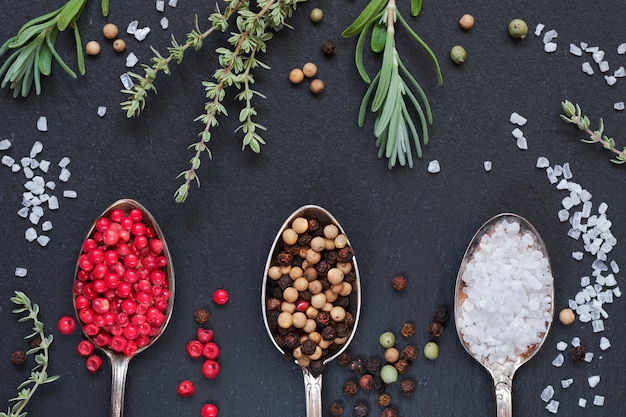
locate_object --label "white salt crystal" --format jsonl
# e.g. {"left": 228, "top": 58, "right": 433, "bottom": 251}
{"left": 28, "top": 211, "right": 40, "bottom": 225}
{"left": 30, "top": 159, "right": 39, "bottom": 170}
{"left": 160, "top": 17, "right": 169, "bottom": 30}
{"left": 58, "top": 156, "right": 70, "bottom": 168}
{"left": 556, "top": 341, "right": 568, "bottom": 351}
{"left": 536, "top": 156, "right": 550, "bottom": 168}
{"left": 15, "top": 267, "right": 28, "bottom": 277}
{"left": 568, "top": 228, "right": 581, "bottom": 240}
{"left": 604, "top": 75, "right": 617, "bottom": 86}
{"left": 613, "top": 287, "right": 622, "bottom": 297}
{"left": 592, "top": 50, "right": 605, "bottom": 63}
{"left": 42, "top": 220, "right": 53, "bottom": 231}
{"left": 580, "top": 189, "right": 592, "bottom": 201}
{"left": 586, "top": 46, "right": 599, "bottom": 53}
{"left": 584, "top": 352, "right": 594, "bottom": 362}
{"left": 543, "top": 29, "right": 558, "bottom": 44}
{"left": 63, "top": 190, "right": 77, "bottom": 198}
{"left": 534, "top": 24, "right": 545, "bottom": 36}
{"left": 540, "top": 385, "right": 554, "bottom": 402}
{"left": 579, "top": 398, "right": 587, "bottom": 408}
{"left": 615, "top": 66, "right": 626, "bottom": 77}
{"left": 592, "top": 320, "right": 604, "bottom": 332}
{"left": 23, "top": 167, "right": 33, "bottom": 178}
{"left": 59, "top": 168, "right": 71, "bottom": 182}
{"left": 120, "top": 73, "right": 133, "bottom": 90}
{"left": 599, "top": 336, "right": 611, "bottom": 350}
{"left": 546, "top": 167, "right": 558, "bottom": 184}
{"left": 512, "top": 128, "right": 524, "bottom": 139}
{"left": 509, "top": 112, "right": 527, "bottom": 126}
{"left": 11, "top": 164, "right": 20, "bottom": 173}
{"left": 571, "top": 251, "right": 583, "bottom": 260}
{"left": 483, "top": 161, "right": 492, "bottom": 172}
{"left": 556, "top": 179, "right": 568, "bottom": 190}
{"left": 599, "top": 61, "right": 610, "bottom": 72}
{"left": 46, "top": 181, "right": 56, "bottom": 190}
{"left": 552, "top": 353, "right": 564, "bottom": 367}
{"left": 516, "top": 136, "right": 527, "bottom": 150}
{"left": 593, "top": 395, "right": 604, "bottom": 406}
{"left": 580, "top": 42, "right": 589, "bottom": 49}
{"left": 553, "top": 164, "right": 563, "bottom": 177}
{"left": 36, "top": 235, "right": 50, "bottom": 247}
{"left": 592, "top": 259, "right": 607, "bottom": 271}
{"left": 582, "top": 62, "right": 594, "bottom": 75}
{"left": 588, "top": 375, "right": 600, "bottom": 388}
{"left": 156, "top": 0, "right": 165, "bottom": 11}
{"left": 2, "top": 155, "right": 15, "bottom": 166}
{"left": 561, "top": 378, "right": 573, "bottom": 388}
{"left": 605, "top": 274, "right": 617, "bottom": 286}
{"left": 29, "top": 141, "right": 43, "bottom": 158}
{"left": 97, "top": 106, "right": 107, "bottom": 117}
{"left": 427, "top": 160, "right": 440, "bottom": 173}
{"left": 126, "top": 52, "right": 139, "bottom": 67}
{"left": 17, "top": 207, "right": 29, "bottom": 218}
{"left": 127, "top": 20, "right": 139, "bottom": 34}
{"left": 544, "top": 42, "right": 557, "bottom": 53}
{"left": 168, "top": 0, "right": 177, "bottom": 6}
{"left": 581, "top": 276, "right": 590, "bottom": 286}
{"left": 561, "top": 196, "right": 574, "bottom": 210}
{"left": 48, "top": 195, "right": 59, "bottom": 210}
{"left": 610, "top": 260, "right": 619, "bottom": 273}
{"left": 569, "top": 43, "right": 582, "bottom": 56}
{"left": 36, "top": 116, "right": 48, "bottom": 131}
{"left": 21, "top": 157, "right": 31, "bottom": 167}
{"left": 582, "top": 201, "right": 592, "bottom": 217}
{"left": 571, "top": 337, "right": 581, "bottom": 347}
{"left": 134, "top": 27, "right": 151, "bottom": 41}
{"left": 545, "top": 400, "right": 559, "bottom": 414}
{"left": 25, "top": 227, "right": 37, "bottom": 241}
{"left": 0, "top": 138, "right": 11, "bottom": 150}
{"left": 614, "top": 102, "right": 625, "bottom": 111}
{"left": 598, "top": 201, "right": 607, "bottom": 214}
{"left": 39, "top": 159, "right": 50, "bottom": 172}
{"left": 618, "top": 43, "right": 626, "bottom": 54}
{"left": 562, "top": 162, "right": 572, "bottom": 179}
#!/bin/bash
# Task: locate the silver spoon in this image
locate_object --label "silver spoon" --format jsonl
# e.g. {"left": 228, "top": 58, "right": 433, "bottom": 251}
{"left": 262, "top": 205, "right": 361, "bottom": 417}
{"left": 454, "top": 213, "right": 554, "bottom": 417}
{"left": 73, "top": 199, "right": 175, "bottom": 417}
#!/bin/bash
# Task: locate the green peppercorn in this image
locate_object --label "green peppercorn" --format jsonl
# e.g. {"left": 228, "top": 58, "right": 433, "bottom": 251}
{"left": 450, "top": 46, "right": 467, "bottom": 64}
{"left": 380, "top": 364, "right": 398, "bottom": 384}
{"left": 379, "top": 331, "right": 395, "bottom": 348}
{"left": 310, "top": 8, "right": 323, "bottom": 23}
{"left": 508, "top": 19, "right": 528, "bottom": 39}
{"left": 423, "top": 341, "right": 439, "bottom": 360}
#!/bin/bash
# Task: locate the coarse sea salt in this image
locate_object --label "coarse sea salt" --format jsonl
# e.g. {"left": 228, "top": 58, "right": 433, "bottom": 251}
{"left": 427, "top": 160, "right": 440, "bottom": 174}
{"left": 457, "top": 219, "right": 553, "bottom": 365}
{"left": 509, "top": 112, "right": 527, "bottom": 126}
{"left": 614, "top": 102, "right": 625, "bottom": 111}
{"left": 618, "top": 43, "right": 626, "bottom": 54}
{"left": 546, "top": 400, "right": 559, "bottom": 414}
{"left": 120, "top": 73, "right": 133, "bottom": 89}
{"left": 126, "top": 52, "right": 139, "bottom": 67}
{"left": 579, "top": 398, "right": 587, "bottom": 408}
{"left": 569, "top": 43, "right": 583, "bottom": 56}
{"left": 582, "top": 62, "right": 594, "bottom": 75}
{"left": 160, "top": 17, "right": 169, "bottom": 30}
{"left": 15, "top": 267, "right": 28, "bottom": 277}
{"left": 36, "top": 116, "right": 48, "bottom": 132}
{"left": 0, "top": 139, "right": 11, "bottom": 150}
{"left": 156, "top": 0, "right": 165, "bottom": 11}
{"left": 536, "top": 157, "right": 550, "bottom": 168}
{"left": 593, "top": 395, "right": 605, "bottom": 406}
{"left": 483, "top": 161, "right": 492, "bottom": 172}
{"left": 588, "top": 375, "right": 600, "bottom": 388}
{"left": 561, "top": 378, "right": 573, "bottom": 388}
{"left": 516, "top": 136, "right": 528, "bottom": 150}
{"left": 599, "top": 336, "right": 610, "bottom": 350}
{"left": 544, "top": 42, "right": 557, "bottom": 53}
{"left": 534, "top": 23, "right": 545, "bottom": 36}
{"left": 97, "top": 106, "right": 107, "bottom": 117}
{"left": 541, "top": 385, "right": 554, "bottom": 402}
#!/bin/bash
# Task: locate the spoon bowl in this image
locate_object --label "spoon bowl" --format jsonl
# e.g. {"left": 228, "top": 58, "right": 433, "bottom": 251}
{"left": 454, "top": 213, "right": 554, "bottom": 417}
{"left": 262, "top": 205, "right": 361, "bottom": 417}
{"left": 73, "top": 199, "right": 175, "bottom": 417}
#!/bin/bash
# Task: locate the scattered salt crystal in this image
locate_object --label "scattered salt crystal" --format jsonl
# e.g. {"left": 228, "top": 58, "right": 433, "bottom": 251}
{"left": 543, "top": 29, "right": 558, "bottom": 44}
{"left": 134, "top": 27, "right": 151, "bottom": 41}
{"left": 561, "top": 378, "right": 573, "bottom": 388}
{"left": 579, "top": 398, "right": 587, "bottom": 408}
{"left": 46, "top": 181, "right": 56, "bottom": 190}
{"left": 0, "top": 138, "right": 11, "bottom": 150}
{"left": 613, "top": 287, "right": 622, "bottom": 297}
{"left": 15, "top": 267, "right": 28, "bottom": 277}
{"left": 586, "top": 46, "right": 599, "bottom": 53}
{"left": 516, "top": 136, "right": 528, "bottom": 150}
{"left": 610, "top": 260, "right": 619, "bottom": 273}
{"left": 120, "top": 73, "right": 133, "bottom": 89}
{"left": 536, "top": 156, "right": 550, "bottom": 168}
{"left": 29, "top": 141, "right": 43, "bottom": 158}
{"left": 156, "top": 0, "right": 165, "bottom": 11}
{"left": 427, "top": 160, "right": 440, "bottom": 174}
{"left": 126, "top": 52, "right": 139, "bottom": 67}
{"left": 483, "top": 161, "right": 492, "bottom": 172}
{"left": 42, "top": 220, "right": 53, "bottom": 231}
{"left": 571, "top": 337, "right": 581, "bottom": 347}
{"left": 552, "top": 353, "right": 564, "bottom": 367}
{"left": 605, "top": 274, "right": 617, "bottom": 286}
{"left": 604, "top": 75, "right": 617, "bottom": 86}
{"left": 534, "top": 23, "right": 545, "bottom": 36}
{"left": 584, "top": 352, "right": 594, "bottom": 362}
{"left": 36, "top": 116, "right": 48, "bottom": 132}
{"left": 2, "top": 155, "right": 15, "bottom": 166}
{"left": 598, "top": 61, "right": 610, "bottom": 72}
{"left": 556, "top": 179, "right": 568, "bottom": 190}
{"left": 546, "top": 167, "right": 558, "bottom": 184}
{"left": 556, "top": 341, "right": 568, "bottom": 351}
{"left": 580, "top": 42, "right": 588, "bottom": 50}
{"left": 592, "top": 259, "right": 607, "bottom": 271}
{"left": 21, "top": 157, "right": 31, "bottom": 167}
{"left": 63, "top": 190, "right": 77, "bottom": 198}
{"left": 618, "top": 43, "right": 626, "bottom": 54}
{"left": 544, "top": 42, "right": 557, "bottom": 53}
{"left": 581, "top": 276, "right": 590, "bottom": 286}
{"left": 588, "top": 375, "right": 600, "bottom": 388}
{"left": 592, "top": 319, "right": 604, "bottom": 332}
{"left": 598, "top": 201, "right": 607, "bottom": 214}
{"left": 582, "top": 62, "right": 594, "bottom": 75}
{"left": 545, "top": 400, "right": 559, "bottom": 414}
{"left": 592, "top": 50, "right": 605, "bottom": 63}
{"left": 29, "top": 211, "right": 40, "bottom": 225}
{"left": 599, "top": 336, "right": 610, "bottom": 350}
{"left": 25, "top": 227, "right": 37, "bottom": 242}
{"left": 615, "top": 66, "right": 626, "bottom": 77}
{"left": 168, "top": 0, "right": 178, "bottom": 7}
{"left": 36, "top": 235, "right": 50, "bottom": 247}
{"left": 593, "top": 395, "right": 605, "bottom": 406}
{"left": 39, "top": 160, "right": 50, "bottom": 172}
{"left": 562, "top": 162, "right": 572, "bottom": 179}
{"left": 160, "top": 17, "right": 169, "bottom": 30}
{"left": 553, "top": 164, "right": 563, "bottom": 177}
{"left": 614, "top": 102, "right": 625, "bottom": 111}
{"left": 59, "top": 168, "right": 71, "bottom": 182}
{"left": 97, "top": 106, "right": 107, "bottom": 117}
{"left": 509, "top": 112, "right": 527, "bottom": 126}
{"left": 17, "top": 207, "right": 29, "bottom": 218}
{"left": 569, "top": 43, "right": 582, "bottom": 56}
{"left": 561, "top": 196, "right": 574, "bottom": 210}
{"left": 58, "top": 156, "right": 70, "bottom": 168}
{"left": 127, "top": 20, "right": 139, "bottom": 34}
{"left": 540, "top": 385, "right": 554, "bottom": 402}
{"left": 571, "top": 251, "right": 583, "bottom": 260}
{"left": 48, "top": 195, "right": 59, "bottom": 210}
{"left": 10, "top": 164, "right": 19, "bottom": 172}
{"left": 30, "top": 159, "right": 39, "bottom": 170}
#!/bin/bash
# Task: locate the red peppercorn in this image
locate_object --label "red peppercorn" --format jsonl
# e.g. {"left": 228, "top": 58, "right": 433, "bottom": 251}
{"left": 149, "top": 238, "right": 164, "bottom": 254}
{"left": 203, "top": 342, "right": 219, "bottom": 360}
{"left": 110, "top": 209, "right": 124, "bottom": 223}
{"left": 187, "top": 340, "right": 204, "bottom": 359}
{"left": 123, "top": 340, "right": 138, "bottom": 356}
{"left": 129, "top": 208, "right": 143, "bottom": 222}
{"left": 201, "top": 403, "right": 219, "bottom": 417}
{"left": 86, "top": 354, "right": 103, "bottom": 373}
{"left": 177, "top": 380, "right": 195, "bottom": 397}
{"left": 197, "top": 328, "right": 214, "bottom": 344}
{"left": 58, "top": 315, "right": 76, "bottom": 335}
{"left": 202, "top": 359, "right": 220, "bottom": 379}
{"left": 77, "top": 340, "right": 94, "bottom": 357}
{"left": 96, "top": 217, "right": 111, "bottom": 232}
{"left": 110, "top": 335, "right": 128, "bottom": 352}
{"left": 213, "top": 289, "right": 229, "bottom": 305}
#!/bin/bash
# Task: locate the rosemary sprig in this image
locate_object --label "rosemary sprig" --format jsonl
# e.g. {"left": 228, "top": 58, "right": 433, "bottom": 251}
{"left": 121, "top": 0, "right": 304, "bottom": 203}
{"left": 1, "top": 291, "right": 59, "bottom": 417}
{"left": 0, "top": 0, "right": 111, "bottom": 97}
{"left": 343, "top": 0, "right": 442, "bottom": 168}
{"left": 561, "top": 100, "right": 625, "bottom": 164}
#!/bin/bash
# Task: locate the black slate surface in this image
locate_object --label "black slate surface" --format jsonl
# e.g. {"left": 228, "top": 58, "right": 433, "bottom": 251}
{"left": 1, "top": 0, "right": 625, "bottom": 416}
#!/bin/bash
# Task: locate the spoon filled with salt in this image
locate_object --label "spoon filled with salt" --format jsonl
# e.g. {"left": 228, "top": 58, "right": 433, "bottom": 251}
{"left": 454, "top": 213, "right": 554, "bottom": 417}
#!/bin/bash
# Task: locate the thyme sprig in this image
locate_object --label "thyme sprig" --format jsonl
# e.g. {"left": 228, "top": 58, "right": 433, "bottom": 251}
{"left": 121, "top": 0, "right": 304, "bottom": 203}
{"left": 1, "top": 291, "right": 59, "bottom": 417}
{"left": 343, "top": 0, "right": 442, "bottom": 168}
{"left": 561, "top": 100, "right": 625, "bottom": 164}
{"left": 0, "top": 0, "right": 108, "bottom": 97}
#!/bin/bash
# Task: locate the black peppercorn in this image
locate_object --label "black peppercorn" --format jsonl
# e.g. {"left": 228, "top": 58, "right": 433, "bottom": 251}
{"left": 399, "top": 379, "right": 416, "bottom": 396}
{"left": 329, "top": 400, "right": 344, "bottom": 417}
{"left": 308, "top": 219, "right": 322, "bottom": 235}
{"left": 299, "top": 289, "right": 312, "bottom": 301}
{"left": 267, "top": 311, "right": 280, "bottom": 332}
{"left": 195, "top": 308, "right": 210, "bottom": 324}
{"left": 336, "top": 247, "right": 354, "bottom": 263}
{"left": 316, "top": 311, "right": 331, "bottom": 327}
{"left": 353, "top": 401, "right": 369, "bottom": 417}
{"left": 11, "top": 350, "right": 26, "bottom": 366}
{"left": 344, "top": 312, "right": 355, "bottom": 327}
{"left": 335, "top": 296, "right": 350, "bottom": 309}
{"left": 433, "top": 306, "right": 450, "bottom": 324}
{"left": 267, "top": 297, "right": 282, "bottom": 311}
{"left": 342, "top": 380, "right": 359, "bottom": 397}
{"left": 365, "top": 356, "right": 382, "bottom": 375}
{"left": 309, "top": 360, "right": 325, "bottom": 377}
{"left": 335, "top": 323, "right": 350, "bottom": 338}
{"left": 338, "top": 351, "right": 352, "bottom": 366}
{"left": 391, "top": 274, "right": 407, "bottom": 291}
{"left": 371, "top": 377, "right": 385, "bottom": 394}
{"left": 30, "top": 336, "right": 42, "bottom": 349}
{"left": 278, "top": 275, "right": 293, "bottom": 290}
{"left": 322, "top": 39, "right": 337, "bottom": 56}
{"left": 401, "top": 322, "right": 415, "bottom": 337}
{"left": 401, "top": 344, "right": 418, "bottom": 361}
{"left": 394, "top": 359, "right": 410, "bottom": 374}
{"left": 316, "top": 260, "right": 331, "bottom": 275}
{"left": 571, "top": 345, "right": 586, "bottom": 361}
{"left": 348, "top": 356, "right": 364, "bottom": 374}
{"left": 277, "top": 251, "right": 293, "bottom": 265}
{"left": 381, "top": 408, "right": 397, "bottom": 417}
{"left": 428, "top": 321, "right": 444, "bottom": 339}
{"left": 298, "top": 233, "right": 313, "bottom": 246}
{"left": 324, "top": 250, "right": 338, "bottom": 264}
{"left": 301, "top": 339, "right": 316, "bottom": 356}
{"left": 283, "top": 332, "right": 300, "bottom": 350}
{"left": 322, "top": 326, "right": 336, "bottom": 341}
{"left": 377, "top": 393, "right": 391, "bottom": 407}
{"left": 285, "top": 243, "right": 301, "bottom": 256}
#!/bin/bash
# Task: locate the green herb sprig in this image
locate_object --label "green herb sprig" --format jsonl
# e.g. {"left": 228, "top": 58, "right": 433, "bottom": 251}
{"left": 343, "top": 0, "right": 442, "bottom": 168}
{"left": 1, "top": 291, "right": 59, "bottom": 417}
{"left": 121, "top": 0, "right": 305, "bottom": 203}
{"left": 561, "top": 100, "right": 625, "bottom": 164}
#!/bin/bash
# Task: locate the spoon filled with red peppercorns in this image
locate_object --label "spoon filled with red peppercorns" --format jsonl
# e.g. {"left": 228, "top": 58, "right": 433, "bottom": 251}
{"left": 73, "top": 199, "right": 175, "bottom": 417}
{"left": 262, "top": 205, "right": 361, "bottom": 417}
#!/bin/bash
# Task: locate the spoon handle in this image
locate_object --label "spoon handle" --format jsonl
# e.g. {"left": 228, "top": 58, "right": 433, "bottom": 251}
{"left": 110, "top": 354, "right": 132, "bottom": 417}
{"left": 302, "top": 367, "right": 323, "bottom": 417}
{"left": 494, "top": 375, "right": 513, "bottom": 417}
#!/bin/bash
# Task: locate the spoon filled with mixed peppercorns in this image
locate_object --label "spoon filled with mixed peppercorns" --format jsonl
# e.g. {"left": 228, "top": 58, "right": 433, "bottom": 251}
{"left": 262, "top": 205, "right": 361, "bottom": 417}
{"left": 73, "top": 199, "right": 175, "bottom": 417}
